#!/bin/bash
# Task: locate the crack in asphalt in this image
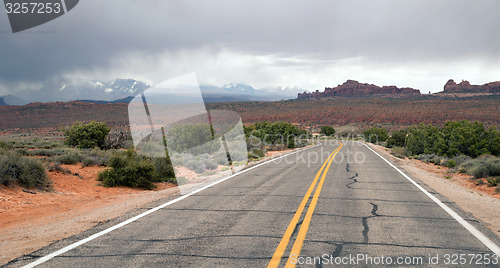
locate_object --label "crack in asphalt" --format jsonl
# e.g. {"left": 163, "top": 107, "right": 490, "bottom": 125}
{"left": 346, "top": 173, "right": 359, "bottom": 189}
{"left": 361, "top": 202, "right": 379, "bottom": 244}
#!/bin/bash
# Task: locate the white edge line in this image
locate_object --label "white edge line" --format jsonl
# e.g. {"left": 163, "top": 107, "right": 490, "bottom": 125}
{"left": 364, "top": 143, "right": 500, "bottom": 256}
{"left": 22, "top": 144, "right": 321, "bottom": 268}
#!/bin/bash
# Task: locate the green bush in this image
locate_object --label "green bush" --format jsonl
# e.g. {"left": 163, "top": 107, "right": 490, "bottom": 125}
{"left": 64, "top": 121, "right": 111, "bottom": 149}
{"left": 446, "top": 159, "right": 457, "bottom": 168}
{"left": 486, "top": 177, "right": 500, "bottom": 187}
{"left": 152, "top": 157, "right": 176, "bottom": 183}
{"left": 244, "top": 121, "right": 309, "bottom": 149}
{"left": 97, "top": 150, "right": 175, "bottom": 189}
{"left": 390, "top": 146, "right": 408, "bottom": 159}
{"left": 393, "top": 121, "right": 500, "bottom": 158}
{"left": 387, "top": 130, "right": 407, "bottom": 148}
{"left": 363, "top": 127, "right": 388, "bottom": 144}
{"left": 320, "top": 126, "right": 336, "bottom": 136}
{"left": 248, "top": 148, "right": 265, "bottom": 159}
{"left": 0, "top": 151, "right": 49, "bottom": 189}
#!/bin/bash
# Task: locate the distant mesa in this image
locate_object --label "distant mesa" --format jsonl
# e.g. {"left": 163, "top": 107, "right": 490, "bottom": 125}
{"left": 442, "top": 79, "right": 500, "bottom": 94}
{"left": 297, "top": 80, "right": 420, "bottom": 99}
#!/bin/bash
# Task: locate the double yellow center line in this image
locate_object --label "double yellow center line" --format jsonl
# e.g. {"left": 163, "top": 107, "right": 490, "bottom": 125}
{"left": 268, "top": 142, "right": 343, "bottom": 268}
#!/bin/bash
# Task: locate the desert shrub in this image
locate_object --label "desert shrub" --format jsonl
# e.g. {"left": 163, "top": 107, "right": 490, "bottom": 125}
{"left": 64, "top": 121, "right": 111, "bottom": 149}
{"left": 185, "top": 159, "right": 207, "bottom": 174}
{"left": 387, "top": 130, "right": 407, "bottom": 148}
{"left": 15, "top": 149, "right": 29, "bottom": 155}
{"left": 97, "top": 150, "right": 156, "bottom": 189}
{"left": 79, "top": 148, "right": 112, "bottom": 167}
{"left": 213, "top": 151, "right": 230, "bottom": 165}
{"left": 229, "top": 150, "right": 247, "bottom": 162}
{"left": 445, "top": 159, "right": 457, "bottom": 168}
{"left": 248, "top": 148, "right": 265, "bottom": 160}
{"left": 390, "top": 121, "right": 500, "bottom": 158}
{"left": 363, "top": 127, "right": 388, "bottom": 144}
{"left": 459, "top": 155, "right": 500, "bottom": 179}
{"left": 0, "top": 141, "right": 14, "bottom": 150}
{"left": 166, "top": 123, "right": 219, "bottom": 155}
{"left": 390, "top": 146, "right": 408, "bottom": 159}
{"left": 54, "top": 151, "right": 83, "bottom": 165}
{"left": 152, "top": 157, "right": 176, "bottom": 183}
{"left": 416, "top": 154, "right": 436, "bottom": 163}
{"left": 486, "top": 177, "right": 500, "bottom": 187}
{"left": 0, "top": 151, "right": 49, "bottom": 189}
{"left": 203, "top": 158, "right": 219, "bottom": 170}
{"left": 244, "top": 121, "right": 309, "bottom": 149}
{"left": 452, "top": 155, "right": 472, "bottom": 166}
{"left": 320, "top": 126, "right": 336, "bottom": 136}
{"left": 28, "top": 149, "right": 65, "bottom": 157}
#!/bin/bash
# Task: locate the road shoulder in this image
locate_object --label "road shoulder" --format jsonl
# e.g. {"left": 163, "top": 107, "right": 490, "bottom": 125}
{"left": 368, "top": 143, "right": 500, "bottom": 239}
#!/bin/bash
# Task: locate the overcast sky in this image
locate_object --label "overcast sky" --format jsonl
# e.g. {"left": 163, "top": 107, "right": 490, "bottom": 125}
{"left": 1, "top": 0, "right": 499, "bottom": 95}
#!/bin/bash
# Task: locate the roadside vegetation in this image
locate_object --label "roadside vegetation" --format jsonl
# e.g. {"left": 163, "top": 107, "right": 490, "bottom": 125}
{"left": 364, "top": 120, "right": 500, "bottom": 193}
{"left": 0, "top": 121, "right": 175, "bottom": 190}
{"left": 1, "top": 120, "right": 312, "bottom": 190}
{"left": 243, "top": 121, "right": 311, "bottom": 159}
{"left": 320, "top": 126, "right": 336, "bottom": 136}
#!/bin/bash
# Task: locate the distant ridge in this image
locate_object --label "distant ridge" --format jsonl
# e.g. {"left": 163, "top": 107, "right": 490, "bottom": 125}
{"left": 441, "top": 79, "right": 500, "bottom": 94}
{"left": 297, "top": 80, "right": 420, "bottom": 99}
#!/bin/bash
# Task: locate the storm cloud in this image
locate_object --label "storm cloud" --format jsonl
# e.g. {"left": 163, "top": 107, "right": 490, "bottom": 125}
{"left": 0, "top": 0, "right": 499, "bottom": 94}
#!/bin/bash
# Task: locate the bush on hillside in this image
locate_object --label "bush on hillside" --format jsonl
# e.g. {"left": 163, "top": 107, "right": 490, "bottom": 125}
{"left": 64, "top": 121, "right": 111, "bottom": 149}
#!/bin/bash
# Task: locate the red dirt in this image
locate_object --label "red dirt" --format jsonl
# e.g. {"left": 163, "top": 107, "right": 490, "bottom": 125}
{"left": 0, "top": 164, "right": 176, "bottom": 265}
{"left": 407, "top": 159, "right": 500, "bottom": 199}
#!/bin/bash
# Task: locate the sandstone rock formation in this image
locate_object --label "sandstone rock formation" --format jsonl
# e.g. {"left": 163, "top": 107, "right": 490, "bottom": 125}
{"left": 442, "top": 79, "right": 500, "bottom": 94}
{"left": 297, "top": 80, "right": 420, "bottom": 99}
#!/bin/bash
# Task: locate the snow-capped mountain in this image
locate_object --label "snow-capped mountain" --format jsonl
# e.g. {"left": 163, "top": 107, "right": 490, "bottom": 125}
{"left": 200, "top": 83, "right": 305, "bottom": 102}
{"left": 1, "top": 77, "right": 305, "bottom": 105}
{"left": 6, "top": 78, "right": 151, "bottom": 104}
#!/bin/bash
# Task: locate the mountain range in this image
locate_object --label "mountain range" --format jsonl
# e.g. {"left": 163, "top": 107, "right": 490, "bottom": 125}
{"left": 0, "top": 78, "right": 304, "bottom": 105}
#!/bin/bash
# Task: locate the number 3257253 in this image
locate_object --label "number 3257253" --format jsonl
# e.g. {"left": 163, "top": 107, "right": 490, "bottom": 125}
{"left": 5, "top": 2, "right": 62, "bottom": 14}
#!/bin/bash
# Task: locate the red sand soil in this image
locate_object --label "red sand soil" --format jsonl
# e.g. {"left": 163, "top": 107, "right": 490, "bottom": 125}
{"left": 408, "top": 158, "right": 500, "bottom": 199}
{"left": 0, "top": 164, "right": 177, "bottom": 265}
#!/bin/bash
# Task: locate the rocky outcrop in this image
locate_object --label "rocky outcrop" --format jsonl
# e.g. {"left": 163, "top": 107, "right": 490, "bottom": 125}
{"left": 442, "top": 79, "right": 500, "bottom": 94}
{"left": 298, "top": 80, "right": 420, "bottom": 99}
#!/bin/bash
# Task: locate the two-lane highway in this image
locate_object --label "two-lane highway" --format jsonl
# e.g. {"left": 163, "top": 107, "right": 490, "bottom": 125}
{"left": 8, "top": 141, "right": 500, "bottom": 267}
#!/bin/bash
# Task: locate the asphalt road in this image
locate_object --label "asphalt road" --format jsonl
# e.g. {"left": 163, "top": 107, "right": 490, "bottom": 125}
{"left": 7, "top": 141, "right": 500, "bottom": 267}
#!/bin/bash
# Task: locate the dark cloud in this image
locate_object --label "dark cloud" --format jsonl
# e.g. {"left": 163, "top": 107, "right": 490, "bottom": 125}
{"left": 0, "top": 0, "right": 499, "bottom": 93}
